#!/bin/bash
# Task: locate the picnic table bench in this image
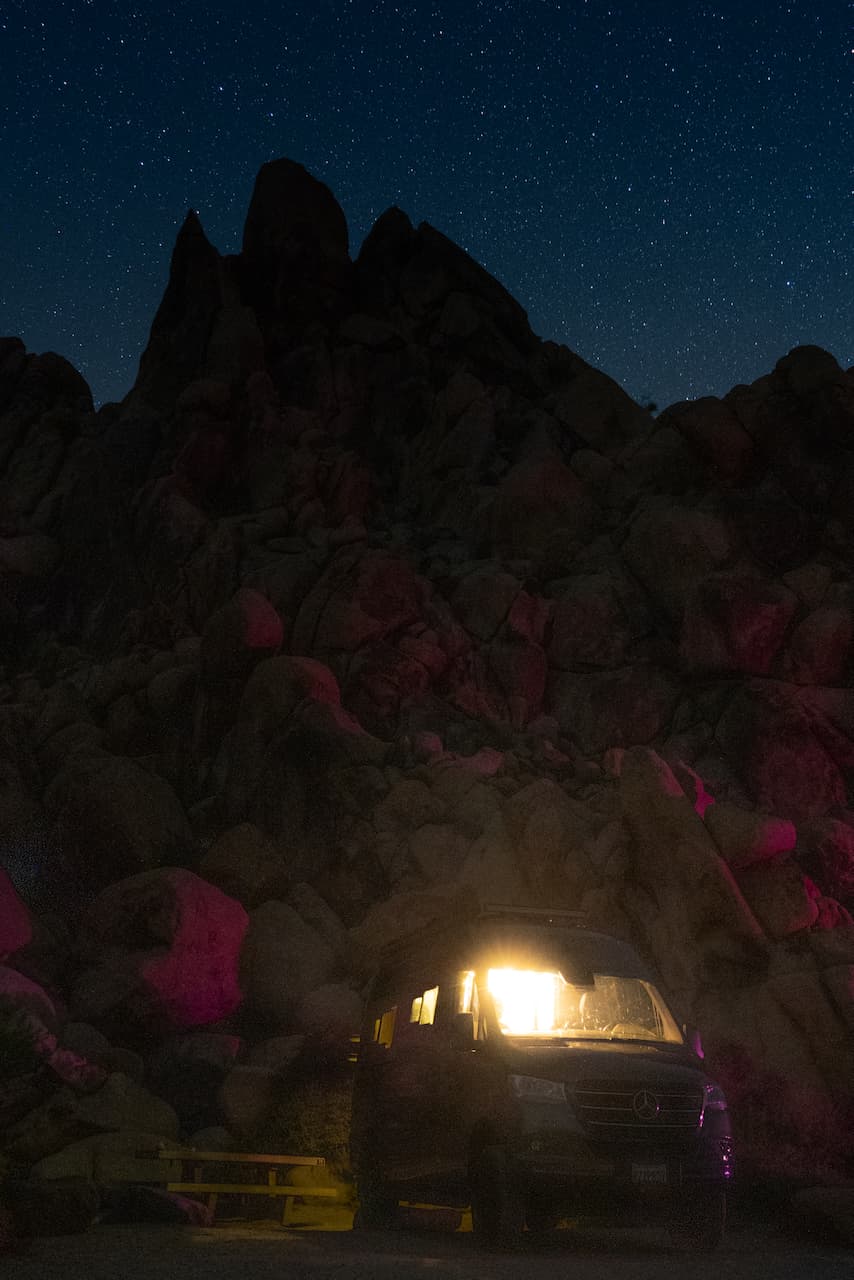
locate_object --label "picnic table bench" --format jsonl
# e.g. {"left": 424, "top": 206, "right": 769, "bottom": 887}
{"left": 145, "top": 1148, "right": 341, "bottom": 1224}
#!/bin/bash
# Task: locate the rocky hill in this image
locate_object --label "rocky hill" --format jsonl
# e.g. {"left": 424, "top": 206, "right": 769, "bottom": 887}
{"left": 0, "top": 159, "right": 852, "bottom": 1208}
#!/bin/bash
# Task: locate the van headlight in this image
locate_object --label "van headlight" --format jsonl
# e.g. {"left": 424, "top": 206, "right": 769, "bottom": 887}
{"left": 702, "top": 1081, "right": 728, "bottom": 1112}
{"left": 509, "top": 1074, "right": 566, "bottom": 1103}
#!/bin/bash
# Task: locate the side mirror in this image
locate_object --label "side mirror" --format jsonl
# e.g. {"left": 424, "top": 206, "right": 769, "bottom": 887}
{"left": 449, "top": 1010, "right": 475, "bottom": 1051}
{"left": 684, "top": 1025, "right": 704, "bottom": 1059}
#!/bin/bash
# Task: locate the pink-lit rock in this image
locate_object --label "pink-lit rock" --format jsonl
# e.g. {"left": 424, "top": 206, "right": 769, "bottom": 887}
{"left": 397, "top": 630, "right": 449, "bottom": 679}
{"left": 812, "top": 895, "right": 853, "bottom": 931}
{"left": 346, "top": 643, "right": 433, "bottom": 732}
{"left": 410, "top": 730, "right": 446, "bottom": 761}
{"left": 618, "top": 748, "right": 765, "bottom": 993}
{"left": 200, "top": 588, "right": 284, "bottom": 679}
{"left": 670, "top": 760, "right": 715, "bottom": 818}
{"left": 0, "top": 869, "right": 32, "bottom": 959}
{"left": 506, "top": 589, "right": 551, "bottom": 645}
{"left": 679, "top": 574, "right": 797, "bottom": 676}
{"left": 0, "top": 970, "right": 105, "bottom": 1088}
{"left": 291, "top": 549, "right": 429, "bottom": 655}
{"left": 716, "top": 683, "right": 847, "bottom": 820}
{"left": 81, "top": 869, "right": 248, "bottom": 1031}
{"left": 450, "top": 746, "right": 505, "bottom": 776}
{"left": 45, "top": 1046, "right": 106, "bottom": 1090}
{"left": 226, "top": 654, "right": 346, "bottom": 817}
{"left": 705, "top": 801, "right": 797, "bottom": 869}
{"left": 733, "top": 858, "right": 819, "bottom": 938}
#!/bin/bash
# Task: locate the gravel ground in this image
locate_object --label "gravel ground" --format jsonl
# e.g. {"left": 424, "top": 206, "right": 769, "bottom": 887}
{"left": 4, "top": 1214, "right": 851, "bottom": 1280}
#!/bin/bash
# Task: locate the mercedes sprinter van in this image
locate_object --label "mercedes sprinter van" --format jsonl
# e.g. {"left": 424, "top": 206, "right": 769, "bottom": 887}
{"left": 351, "top": 905, "right": 732, "bottom": 1250}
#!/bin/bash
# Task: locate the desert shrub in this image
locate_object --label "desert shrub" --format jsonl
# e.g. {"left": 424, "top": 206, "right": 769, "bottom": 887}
{"left": 257, "top": 1056, "right": 354, "bottom": 1181}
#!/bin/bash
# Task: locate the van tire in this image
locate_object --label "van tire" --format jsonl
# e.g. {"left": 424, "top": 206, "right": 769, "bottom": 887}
{"left": 353, "top": 1169, "right": 398, "bottom": 1230}
{"left": 669, "top": 1190, "right": 726, "bottom": 1252}
{"left": 470, "top": 1145, "right": 525, "bottom": 1249}
{"left": 525, "top": 1201, "right": 561, "bottom": 1236}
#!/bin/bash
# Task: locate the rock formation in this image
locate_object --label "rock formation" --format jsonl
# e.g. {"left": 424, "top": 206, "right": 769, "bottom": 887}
{"left": 0, "top": 159, "right": 853, "bottom": 1215}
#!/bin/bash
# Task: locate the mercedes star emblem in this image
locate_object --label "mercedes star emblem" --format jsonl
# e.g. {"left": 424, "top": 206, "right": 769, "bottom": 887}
{"left": 633, "top": 1089, "right": 661, "bottom": 1121}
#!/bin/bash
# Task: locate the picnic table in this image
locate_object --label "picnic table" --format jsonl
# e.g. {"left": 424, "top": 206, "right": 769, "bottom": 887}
{"left": 147, "top": 1148, "right": 341, "bottom": 1224}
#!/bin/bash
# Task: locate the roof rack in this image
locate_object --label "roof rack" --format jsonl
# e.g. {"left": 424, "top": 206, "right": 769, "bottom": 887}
{"left": 477, "top": 903, "right": 588, "bottom": 926}
{"left": 373, "top": 897, "right": 589, "bottom": 966}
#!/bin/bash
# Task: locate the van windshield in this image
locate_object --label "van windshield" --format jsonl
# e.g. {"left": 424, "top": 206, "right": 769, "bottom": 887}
{"left": 485, "top": 968, "right": 683, "bottom": 1044}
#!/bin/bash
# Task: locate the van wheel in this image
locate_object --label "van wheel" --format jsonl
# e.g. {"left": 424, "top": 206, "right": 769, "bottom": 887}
{"left": 525, "top": 1200, "right": 561, "bottom": 1236}
{"left": 353, "top": 1168, "right": 398, "bottom": 1230}
{"left": 470, "top": 1146, "right": 525, "bottom": 1249}
{"left": 669, "top": 1191, "right": 726, "bottom": 1252}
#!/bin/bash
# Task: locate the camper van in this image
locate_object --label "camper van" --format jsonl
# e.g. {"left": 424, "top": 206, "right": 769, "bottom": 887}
{"left": 351, "top": 905, "right": 733, "bottom": 1250}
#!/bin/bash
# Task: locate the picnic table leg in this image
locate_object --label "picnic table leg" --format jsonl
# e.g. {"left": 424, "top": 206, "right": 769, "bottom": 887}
{"left": 275, "top": 1172, "right": 295, "bottom": 1227}
{"left": 267, "top": 1170, "right": 283, "bottom": 1224}
{"left": 192, "top": 1164, "right": 217, "bottom": 1218}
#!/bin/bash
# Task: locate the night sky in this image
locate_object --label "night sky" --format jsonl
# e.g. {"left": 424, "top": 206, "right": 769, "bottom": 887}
{"left": 2, "top": 0, "right": 852, "bottom": 411}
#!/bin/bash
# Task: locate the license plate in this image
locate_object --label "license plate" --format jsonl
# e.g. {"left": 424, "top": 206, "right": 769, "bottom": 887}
{"left": 631, "top": 1163, "right": 668, "bottom": 1185}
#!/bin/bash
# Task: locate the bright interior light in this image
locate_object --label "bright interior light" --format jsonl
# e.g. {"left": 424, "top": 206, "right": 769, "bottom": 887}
{"left": 483, "top": 968, "right": 683, "bottom": 1043}
{"left": 487, "top": 968, "right": 559, "bottom": 1035}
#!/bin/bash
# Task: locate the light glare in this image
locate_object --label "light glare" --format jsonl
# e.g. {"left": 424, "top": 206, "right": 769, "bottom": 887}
{"left": 488, "top": 967, "right": 558, "bottom": 1035}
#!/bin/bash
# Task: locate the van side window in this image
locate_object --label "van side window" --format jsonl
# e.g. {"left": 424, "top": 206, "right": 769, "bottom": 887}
{"left": 410, "top": 986, "right": 438, "bottom": 1026}
{"left": 373, "top": 1006, "right": 397, "bottom": 1048}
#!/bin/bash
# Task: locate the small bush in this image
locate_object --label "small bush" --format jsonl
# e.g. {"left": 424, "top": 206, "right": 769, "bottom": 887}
{"left": 258, "top": 1058, "right": 354, "bottom": 1181}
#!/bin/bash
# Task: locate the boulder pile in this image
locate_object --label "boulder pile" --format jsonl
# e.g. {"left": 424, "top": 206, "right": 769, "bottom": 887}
{"left": 0, "top": 160, "right": 852, "bottom": 1227}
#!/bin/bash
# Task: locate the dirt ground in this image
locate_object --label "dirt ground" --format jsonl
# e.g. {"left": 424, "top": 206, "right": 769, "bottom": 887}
{"left": 4, "top": 1208, "right": 852, "bottom": 1280}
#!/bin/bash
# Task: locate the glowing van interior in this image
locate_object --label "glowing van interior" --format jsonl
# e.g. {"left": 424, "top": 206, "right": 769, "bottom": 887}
{"left": 480, "top": 967, "right": 683, "bottom": 1042}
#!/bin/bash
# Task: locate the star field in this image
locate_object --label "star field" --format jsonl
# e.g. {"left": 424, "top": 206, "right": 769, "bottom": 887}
{"left": 2, "top": 0, "right": 851, "bottom": 410}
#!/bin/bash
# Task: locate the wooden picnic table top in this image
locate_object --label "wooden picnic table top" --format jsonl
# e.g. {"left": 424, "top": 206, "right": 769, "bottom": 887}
{"left": 153, "top": 1149, "right": 326, "bottom": 1167}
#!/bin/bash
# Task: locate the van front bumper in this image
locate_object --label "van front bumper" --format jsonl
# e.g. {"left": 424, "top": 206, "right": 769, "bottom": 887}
{"left": 513, "top": 1129, "right": 734, "bottom": 1201}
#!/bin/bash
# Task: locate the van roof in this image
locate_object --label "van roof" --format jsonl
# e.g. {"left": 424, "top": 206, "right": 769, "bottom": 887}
{"left": 372, "top": 902, "right": 657, "bottom": 986}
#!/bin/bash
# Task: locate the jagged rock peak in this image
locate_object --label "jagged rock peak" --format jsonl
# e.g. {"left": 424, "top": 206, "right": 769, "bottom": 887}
{"left": 241, "top": 158, "right": 350, "bottom": 264}
{"left": 179, "top": 207, "right": 208, "bottom": 239}
{"left": 357, "top": 205, "right": 416, "bottom": 262}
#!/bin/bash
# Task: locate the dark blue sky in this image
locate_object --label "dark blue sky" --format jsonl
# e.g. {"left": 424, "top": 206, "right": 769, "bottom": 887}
{"left": 2, "top": 0, "right": 851, "bottom": 409}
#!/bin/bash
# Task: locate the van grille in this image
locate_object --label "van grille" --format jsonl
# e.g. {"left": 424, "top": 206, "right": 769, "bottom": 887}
{"left": 572, "top": 1079, "right": 703, "bottom": 1144}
